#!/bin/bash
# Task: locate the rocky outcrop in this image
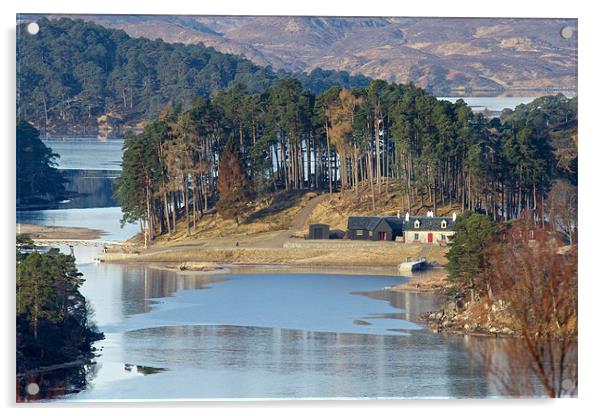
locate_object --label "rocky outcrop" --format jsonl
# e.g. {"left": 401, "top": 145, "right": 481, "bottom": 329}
{"left": 421, "top": 299, "right": 516, "bottom": 337}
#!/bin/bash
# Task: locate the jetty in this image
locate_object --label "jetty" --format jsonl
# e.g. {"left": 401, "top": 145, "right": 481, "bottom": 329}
{"left": 398, "top": 257, "right": 428, "bottom": 272}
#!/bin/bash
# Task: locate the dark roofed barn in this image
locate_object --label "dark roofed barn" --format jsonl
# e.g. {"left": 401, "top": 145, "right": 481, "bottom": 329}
{"left": 308, "top": 223, "right": 330, "bottom": 239}
{"left": 347, "top": 216, "right": 404, "bottom": 241}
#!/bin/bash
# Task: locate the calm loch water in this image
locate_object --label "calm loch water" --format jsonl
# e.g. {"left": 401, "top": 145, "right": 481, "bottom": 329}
{"left": 66, "top": 263, "right": 499, "bottom": 400}
{"left": 19, "top": 246, "right": 507, "bottom": 400}
{"left": 42, "top": 138, "right": 124, "bottom": 171}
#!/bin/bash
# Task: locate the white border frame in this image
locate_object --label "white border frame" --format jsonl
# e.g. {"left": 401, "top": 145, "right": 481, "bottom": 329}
{"left": 2, "top": 1, "right": 599, "bottom": 414}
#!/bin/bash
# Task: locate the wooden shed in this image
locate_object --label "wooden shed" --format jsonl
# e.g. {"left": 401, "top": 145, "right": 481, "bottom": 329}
{"left": 308, "top": 223, "right": 330, "bottom": 239}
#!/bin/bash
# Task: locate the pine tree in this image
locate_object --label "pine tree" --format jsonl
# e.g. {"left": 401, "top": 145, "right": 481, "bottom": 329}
{"left": 16, "top": 245, "right": 102, "bottom": 371}
{"left": 444, "top": 212, "right": 499, "bottom": 301}
{"left": 217, "top": 140, "right": 252, "bottom": 225}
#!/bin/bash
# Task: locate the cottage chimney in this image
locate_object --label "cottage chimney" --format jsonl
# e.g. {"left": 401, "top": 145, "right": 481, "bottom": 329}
{"left": 452, "top": 212, "right": 457, "bottom": 221}
{"left": 397, "top": 210, "right": 401, "bottom": 219}
{"left": 405, "top": 212, "right": 410, "bottom": 222}
{"left": 427, "top": 210, "right": 433, "bottom": 218}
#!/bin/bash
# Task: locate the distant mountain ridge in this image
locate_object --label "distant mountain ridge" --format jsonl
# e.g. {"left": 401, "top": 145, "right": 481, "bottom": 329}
{"left": 28, "top": 15, "right": 578, "bottom": 94}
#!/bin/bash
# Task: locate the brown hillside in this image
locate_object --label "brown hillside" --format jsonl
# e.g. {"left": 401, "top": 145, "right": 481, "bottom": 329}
{"left": 306, "top": 179, "right": 462, "bottom": 232}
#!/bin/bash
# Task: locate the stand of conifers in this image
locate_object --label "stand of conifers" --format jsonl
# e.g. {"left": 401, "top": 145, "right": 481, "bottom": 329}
{"left": 111, "top": 78, "right": 576, "bottom": 245}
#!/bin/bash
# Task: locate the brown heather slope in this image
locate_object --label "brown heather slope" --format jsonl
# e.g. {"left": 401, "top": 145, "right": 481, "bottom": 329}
{"left": 37, "top": 15, "right": 577, "bottom": 93}
{"left": 306, "top": 179, "right": 462, "bottom": 232}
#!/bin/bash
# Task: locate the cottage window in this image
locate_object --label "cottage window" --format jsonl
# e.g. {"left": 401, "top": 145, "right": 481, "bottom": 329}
{"left": 440, "top": 234, "right": 446, "bottom": 241}
{"left": 357, "top": 230, "right": 365, "bottom": 236}
{"left": 414, "top": 233, "right": 419, "bottom": 241}
{"left": 441, "top": 220, "right": 447, "bottom": 229}
{"left": 369, "top": 230, "right": 373, "bottom": 237}
{"left": 414, "top": 220, "right": 420, "bottom": 229}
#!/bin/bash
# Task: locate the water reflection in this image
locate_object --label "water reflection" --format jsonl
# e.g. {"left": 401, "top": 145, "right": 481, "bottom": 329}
{"left": 70, "top": 325, "right": 500, "bottom": 400}
{"left": 78, "top": 264, "right": 224, "bottom": 327}
{"left": 61, "top": 169, "right": 120, "bottom": 209}
{"left": 22, "top": 262, "right": 552, "bottom": 401}
{"left": 98, "top": 273, "right": 420, "bottom": 336}
{"left": 63, "top": 268, "right": 514, "bottom": 400}
{"left": 360, "top": 288, "right": 443, "bottom": 322}
{"left": 19, "top": 246, "right": 549, "bottom": 401}
{"left": 17, "top": 362, "right": 99, "bottom": 402}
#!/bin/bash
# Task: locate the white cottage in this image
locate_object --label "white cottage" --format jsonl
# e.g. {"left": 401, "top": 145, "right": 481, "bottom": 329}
{"left": 402, "top": 212, "right": 457, "bottom": 245}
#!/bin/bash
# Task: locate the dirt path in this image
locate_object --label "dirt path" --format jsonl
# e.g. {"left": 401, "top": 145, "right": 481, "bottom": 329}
{"left": 241, "top": 193, "right": 330, "bottom": 248}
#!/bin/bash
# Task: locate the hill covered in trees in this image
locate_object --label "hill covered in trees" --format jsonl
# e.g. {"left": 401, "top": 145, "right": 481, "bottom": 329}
{"left": 16, "top": 18, "right": 371, "bottom": 136}
{"left": 113, "top": 75, "right": 577, "bottom": 245}
{"left": 16, "top": 119, "right": 66, "bottom": 208}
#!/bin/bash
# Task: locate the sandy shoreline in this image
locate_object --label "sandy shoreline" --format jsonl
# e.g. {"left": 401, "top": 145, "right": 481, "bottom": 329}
{"left": 17, "top": 223, "right": 107, "bottom": 241}
{"left": 147, "top": 261, "right": 410, "bottom": 277}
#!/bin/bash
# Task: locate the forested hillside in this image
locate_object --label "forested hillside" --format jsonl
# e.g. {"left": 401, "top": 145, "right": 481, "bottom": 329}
{"left": 500, "top": 95, "right": 578, "bottom": 184}
{"left": 16, "top": 18, "right": 370, "bottom": 135}
{"left": 113, "top": 75, "right": 577, "bottom": 244}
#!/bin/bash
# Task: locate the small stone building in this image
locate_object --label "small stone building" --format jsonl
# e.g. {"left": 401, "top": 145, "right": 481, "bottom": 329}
{"left": 308, "top": 223, "right": 330, "bottom": 239}
{"left": 346, "top": 216, "right": 404, "bottom": 241}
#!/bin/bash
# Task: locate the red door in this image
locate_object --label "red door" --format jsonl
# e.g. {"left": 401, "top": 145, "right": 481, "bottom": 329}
{"left": 427, "top": 233, "right": 433, "bottom": 244}
{"left": 379, "top": 232, "right": 387, "bottom": 241}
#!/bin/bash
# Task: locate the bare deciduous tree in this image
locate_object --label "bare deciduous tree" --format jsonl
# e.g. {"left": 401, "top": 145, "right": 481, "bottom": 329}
{"left": 548, "top": 180, "right": 578, "bottom": 245}
{"left": 482, "top": 214, "right": 577, "bottom": 397}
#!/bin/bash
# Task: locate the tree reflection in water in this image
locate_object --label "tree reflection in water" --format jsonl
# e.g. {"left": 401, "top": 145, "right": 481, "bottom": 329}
{"left": 16, "top": 362, "right": 99, "bottom": 402}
